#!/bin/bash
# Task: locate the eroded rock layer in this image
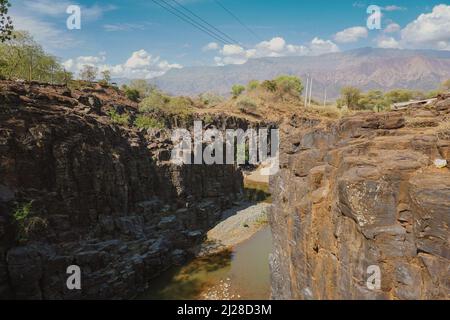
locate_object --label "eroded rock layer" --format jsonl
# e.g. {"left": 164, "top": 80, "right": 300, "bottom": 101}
{"left": 270, "top": 94, "right": 450, "bottom": 300}
{"left": 0, "top": 82, "right": 243, "bottom": 299}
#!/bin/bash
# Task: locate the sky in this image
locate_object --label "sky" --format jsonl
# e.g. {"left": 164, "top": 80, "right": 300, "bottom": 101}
{"left": 8, "top": 0, "right": 450, "bottom": 79}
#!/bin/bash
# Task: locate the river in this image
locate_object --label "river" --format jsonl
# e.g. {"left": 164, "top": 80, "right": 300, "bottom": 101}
{"left": 142, "top": 226, "right": 273, "bottom": 300}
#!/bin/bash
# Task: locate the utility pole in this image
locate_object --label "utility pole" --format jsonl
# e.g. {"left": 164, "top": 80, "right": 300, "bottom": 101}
{"left": 323, "top": 88, "right": 327, "bottom": 107}
{"left": 304, "top": 76, "right": 309, "bottom": 106}
{"left": 309, "top": 78, "right": 313, "bottom": 107}
{"left": 50, "top": 64, "right": 54, "bottom": 85}
{"left": 29, "top": 53, "right": 33, "bottom": 82}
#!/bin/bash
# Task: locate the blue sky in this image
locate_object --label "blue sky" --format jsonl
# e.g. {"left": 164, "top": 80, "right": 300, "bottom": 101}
{"left": 9, "top": 0, "right": 450, "bottom": 79}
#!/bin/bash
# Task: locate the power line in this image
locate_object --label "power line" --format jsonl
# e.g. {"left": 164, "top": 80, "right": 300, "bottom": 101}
{"left": 213, "top": 0, "right": 263, "bottom": 41}
{"left": 170, "top": 0, "right": 241, "bottom": 46}
{"left": 151, "top": 0, "right": 232, "bottom": 45}
{"left": 157, "top": 0, "right": 231, "bottom": 44}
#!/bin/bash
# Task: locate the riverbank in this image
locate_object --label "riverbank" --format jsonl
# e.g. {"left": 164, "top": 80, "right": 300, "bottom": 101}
{"left": 199, "top": 202, "right": 271, "bottom": 256}
{"left": 141, "top": 200, "right": 272, "bottom": 300}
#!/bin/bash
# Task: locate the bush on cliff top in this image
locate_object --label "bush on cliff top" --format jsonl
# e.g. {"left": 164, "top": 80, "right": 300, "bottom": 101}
{"left": 108, "top": 109, "right": 130, "bottom": 126}
{"left": 237, "top": 96, "right": 258, "bottom": 115}
{"left": 139, "top": 92, "right": 194, "bottom": 120}
{"left": 134, "top": 115, "right": 165, "bottom": 130}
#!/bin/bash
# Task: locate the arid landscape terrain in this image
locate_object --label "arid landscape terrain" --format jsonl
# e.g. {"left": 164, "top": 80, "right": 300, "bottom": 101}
{"left": 0, "top": 0, "right": 449, "bottom": 302}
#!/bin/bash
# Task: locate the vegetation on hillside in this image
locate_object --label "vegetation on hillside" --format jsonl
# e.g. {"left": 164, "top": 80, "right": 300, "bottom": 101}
{"left": 108, "top": 109, "right": 130, "bottom": 126}
{"left": 0, "top": 31, "right": 72, "bottom": 83}
{"left": 139, "top": 90, "right": 195, "bottom": 126}
{"left": 337, "top": 81, "right": 449, "bottom": 111}
{"left": 231, "top": 84, "right": 245, "bottom": 98}
{"left": 0, "top": 0, "right": 13, "bottom": 43}
{"left": 13, "top": 201, "right": 48, "bottom": 243}
{"left": 79, "top": 65, "right": 98, "bottom": 82}
{"left": 134, "top": 115, "right": 165, "bottom": 129}
{"left": 198, "top": 92, "right": 224, "bottom": 107}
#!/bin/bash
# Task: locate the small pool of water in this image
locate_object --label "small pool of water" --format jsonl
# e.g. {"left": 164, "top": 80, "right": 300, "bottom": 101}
{"left": 142, "top": 226, "right": 273, "bottom": 300}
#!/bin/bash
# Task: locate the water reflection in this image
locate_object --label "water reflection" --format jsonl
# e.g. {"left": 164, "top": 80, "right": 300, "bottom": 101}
{"left": 142, "top": 227, "right": 272, "bottom": 300}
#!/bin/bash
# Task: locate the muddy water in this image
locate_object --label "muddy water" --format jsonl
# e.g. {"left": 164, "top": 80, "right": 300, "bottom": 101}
{"left": 142, "top": 226, "right": 273, "bottom": 300}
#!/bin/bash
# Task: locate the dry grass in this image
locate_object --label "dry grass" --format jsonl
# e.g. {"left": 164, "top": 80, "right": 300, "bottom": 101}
{"left": 405, "top": 116, "right": 439, "bottom": 128}
{"left": 436, "top": 120, "right": 450, "bottom": 140}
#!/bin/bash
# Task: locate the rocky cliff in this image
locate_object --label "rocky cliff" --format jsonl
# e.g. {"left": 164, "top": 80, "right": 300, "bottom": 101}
{"left": 0, "top": 81, "right": 243, "bottom": 299}
{"left": 270, "top": 94, "right": 450, "bottom": 299}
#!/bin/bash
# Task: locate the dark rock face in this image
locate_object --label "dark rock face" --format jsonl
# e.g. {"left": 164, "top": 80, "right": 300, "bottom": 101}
{"left": 0, "top": 82, "right": 243, "bottom": 299}
{"left": 270, "top": 96, "right": 450, "bottom": 300}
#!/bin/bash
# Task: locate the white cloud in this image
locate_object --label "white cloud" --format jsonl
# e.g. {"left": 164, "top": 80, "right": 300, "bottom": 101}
{"left": 383, "top": 5, "right": 406, "bottom": 12}
{"left": 63, "top": 50, "right": 182, "bottom": 79}
{"left": 202, "top": 42, "right": 220, "bottom": 51}
{"left": 222, "top": 44, "right": 246, "bottom": 56}
{"left": 376, "top": 36, "right": 401, "bottom": 49}
{"left": 375, "top": 5, "right": 450, "bottom": 51}
{"left": 334, "top": 26, "right": 368, "bottom": 43}
{"left": 384, "top": 23, "right": 401, "bottom": 33}
{"left": 256, "top": 37, "right": 286, "bottom": 52}
{"left": 400, "top": 4, "right": 450, "bottom": 50}
{"left": 309, "top": 37, "right": 340, "bottom": 55}
{"left": 212, "top": 36, "right": 339, "bottom": 66}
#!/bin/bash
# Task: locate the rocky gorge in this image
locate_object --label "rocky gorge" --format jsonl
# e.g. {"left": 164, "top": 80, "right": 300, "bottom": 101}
{"left": 0, "top": 81, "right": 244, "bottom": 299}
{"left": 270, "top": 94, "right": 450, "bottom": 299}
{"left": 0, "top": 80, "right": 449, "bottom": 300}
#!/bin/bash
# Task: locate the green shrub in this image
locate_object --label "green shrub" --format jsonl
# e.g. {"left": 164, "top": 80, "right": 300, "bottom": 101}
{"left": 13, "top": 201, "right": 47, "bottom": 243}
{"left": 261, "top": 80, "right": 277, "bottom": 93}
{"left": 134, "top": 115, "right": 165, "bottom": 130}
{"left": 140, "top": 94, "right": 194, "bottom": 127}
{"left": 384, "top": 89, "right": 414, "bottom": 104}
{"left": 108, "top": 109, "right": 130, "bottom": 126}
{"left": 128, "top": 79, "right": 156, "bottom": 98}
{"left": 358, "top": 90, "right": 389, "bottom": 112}
{"left": 237, "top": 96, "right": 258, "bottom": 114}
{"left": 247, "top": 80, "right": 260, "bottom": 91}
{"left": 199, "top": 92, "right": 224, "bottom": 107}
{"left": 231, "top": 84, "right": 245, "bottom": 97}
{"left": 125, "top": 88, "right": 140, "bottom": 102}
{"left": 340, "top": 86, "right": 362, "bottom": 110}
{"left": 274, "top": 75, "right": 303, "bottom": 97}
{"left": 139, "top": 91, "right": 171, "bottom": 113}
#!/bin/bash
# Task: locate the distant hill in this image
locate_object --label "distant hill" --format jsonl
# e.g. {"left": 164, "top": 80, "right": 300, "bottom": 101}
{"left": 149, "top": 47, "right": 450, "bottom": 100}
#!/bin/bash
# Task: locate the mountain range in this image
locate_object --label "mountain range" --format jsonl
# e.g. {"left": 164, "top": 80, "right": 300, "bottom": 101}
{"left": 149, "top": 47, "right": 450, "bottom": 100}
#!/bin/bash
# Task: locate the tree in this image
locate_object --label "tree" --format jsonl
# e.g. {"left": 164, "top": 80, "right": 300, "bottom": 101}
{"left": 231, "top": 84, "right": 245, "bottom": 97}
{"left": 247, "top": 80, "right": 260, "bottom": 91}
{"left": 79, "top": 65, "right": 98, "bottom": 82}
{"left": 0, "top": 31, "right": 68, "bottom": 83}
{"left": 128, "top": 79, "right": 156, "bottom": 98}
{"left": 274, "top": 75, "right": 304, "bottom": 97}
{"left": 0, "top": 0, "right": 13, "bottom": 43}
{"left": 384, "top": 89, "right": 414, "bottom": 104}
{"left": 125, "top": 88, "right": 140, "bottom": 102}
{"left": 101, "top": 69, "right": 111, "bottom": 84}
{"left": 139, "top": 90, "right": 171, "bottom": 113}
{"left": 199, "top": 92, "right": 224, "bottom": 107}
{"left": 358, "top": 90, "right": 389, "bottom": 112}
{"left": 261, "top": 80, "right": 277, "bottom": 93}
{"left": 341, "top": 86, "right": 362, "bottom": 110}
